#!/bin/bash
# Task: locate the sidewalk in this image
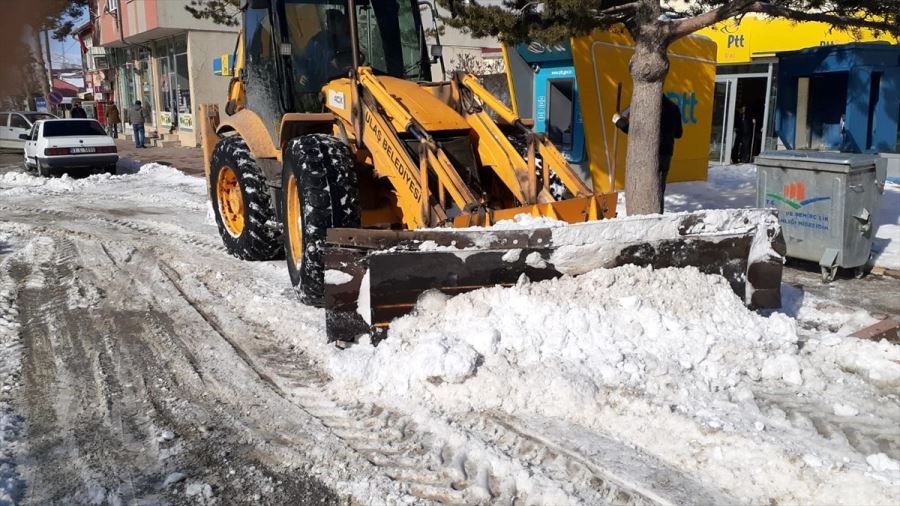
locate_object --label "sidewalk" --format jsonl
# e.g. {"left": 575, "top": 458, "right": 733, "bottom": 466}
{"left": 116, "top": 139, "right": 205, "bottom": 178}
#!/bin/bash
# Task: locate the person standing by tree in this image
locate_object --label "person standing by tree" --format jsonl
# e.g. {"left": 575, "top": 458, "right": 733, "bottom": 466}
{"left": 127, "top": 100, "right": 148, "bottom": 148}
{"left": 612, "top": 94, "right": 682, "bottom": 212}
{"left": 105, "top": 103, "right": 121, "bottom": 138}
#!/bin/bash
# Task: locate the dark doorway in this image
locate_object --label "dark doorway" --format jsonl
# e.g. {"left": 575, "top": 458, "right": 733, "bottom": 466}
{"left": 731, "top": 77, "right": 767, "bottom": 163}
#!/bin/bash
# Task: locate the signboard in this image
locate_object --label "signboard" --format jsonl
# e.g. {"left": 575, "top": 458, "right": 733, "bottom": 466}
{"left": 47, "top": 91, "right": 64, "bottom": 106}
{"left": 178, "top": 113, "right": 193, "bottom": 131}
{"left": 213, "top": 54, "right": 236, "bottom": 76}
{"left": 699, "top": 15, "right": 899, "bottom": 64}
{"left": 34, "top": 96, "right": 47, "bottom": 112}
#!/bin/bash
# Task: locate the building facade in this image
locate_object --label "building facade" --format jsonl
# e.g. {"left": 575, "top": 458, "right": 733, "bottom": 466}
{"left": 696, "top": 15, "right": 897, "bottom": 163}
{"left": 87, "top": 0, "right": 239, "bottom": 146}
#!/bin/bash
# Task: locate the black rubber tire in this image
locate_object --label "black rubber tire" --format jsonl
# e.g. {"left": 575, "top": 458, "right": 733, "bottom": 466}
{"left": 507, "top": 134, "right": 569, "bottom": 201}
{"left": 37, "top": 159, "right": 51, "bottom": 177}
{"left": 209, "top": 135, "right": 282, "bottom": 261}
{"left": 282, "top": 134, "right": 360, "bottom": 306}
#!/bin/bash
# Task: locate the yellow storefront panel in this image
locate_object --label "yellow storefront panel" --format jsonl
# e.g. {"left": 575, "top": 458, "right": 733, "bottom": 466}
{"left": 571, "top": 27, "right": 717, "bottom": 193}
{"left": 698, "top": 14, "right": 897, "bottom": 64}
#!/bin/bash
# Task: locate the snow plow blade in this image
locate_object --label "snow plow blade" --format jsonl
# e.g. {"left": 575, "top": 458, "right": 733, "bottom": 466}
{"left": 324, "top": 209, "right": 785, "bottom": 342}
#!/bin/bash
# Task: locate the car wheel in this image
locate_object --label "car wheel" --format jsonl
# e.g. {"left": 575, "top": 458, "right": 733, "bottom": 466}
{"left": 36, "top": 159, "right": 51, "bottom": 178}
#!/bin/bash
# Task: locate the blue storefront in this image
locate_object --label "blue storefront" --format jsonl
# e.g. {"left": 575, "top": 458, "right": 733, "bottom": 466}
{"left": 774, "top": 43, "right": 899, "bottom": 153}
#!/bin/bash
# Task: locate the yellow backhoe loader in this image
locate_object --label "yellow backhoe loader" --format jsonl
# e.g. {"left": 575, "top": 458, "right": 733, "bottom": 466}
{"left": 200, "top": 0, "right": 785, "bottom": 342}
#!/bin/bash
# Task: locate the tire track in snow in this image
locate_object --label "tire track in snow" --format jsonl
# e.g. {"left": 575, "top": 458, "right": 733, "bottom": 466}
{"left": 0, "top": 178, "right": 707, "bottom": 504}
{"left": 155, "top": 259, "right": 681, "bottom": 505}
{"left": 0, "top": 204, "right": 226, "bottom": 255}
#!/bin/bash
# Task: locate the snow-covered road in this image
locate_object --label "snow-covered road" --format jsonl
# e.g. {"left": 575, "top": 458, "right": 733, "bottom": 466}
{"left": 0, "top": 161, "right": 897, "bottom": 505}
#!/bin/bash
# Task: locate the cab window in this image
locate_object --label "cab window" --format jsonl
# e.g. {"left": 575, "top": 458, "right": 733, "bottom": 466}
{"left": 284, "top": 0, "right": 427, "bottom": 112}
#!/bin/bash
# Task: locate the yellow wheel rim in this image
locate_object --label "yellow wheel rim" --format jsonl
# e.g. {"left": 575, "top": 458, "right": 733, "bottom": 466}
{"left": 216, "top": 166, "right": 244, "bottom": 237}
{"left": 285, "top": 172, "right": 303, "bottom": 267}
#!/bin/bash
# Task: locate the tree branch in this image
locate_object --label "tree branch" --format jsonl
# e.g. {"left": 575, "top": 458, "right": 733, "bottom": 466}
{"left": 668, "top": 0, "right": 756, "bottom": 39}
{"left": 669, "top": 0, "right": 898, "bottom": 40}
{"left": 592, "top": 2, "right": 639, "bottom": 18}
{"left": 590, "top": 1, "right": 639, "bottom": 25}
{"left": 744, "top": 2, "right": 898, "bottom": 34}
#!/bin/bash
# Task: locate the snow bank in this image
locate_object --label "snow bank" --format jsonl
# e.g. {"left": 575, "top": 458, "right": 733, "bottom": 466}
{"left": 871, "top": 182, "right": 899, "bottom": 270}
{"left": 0, "top": 163, "right": 202, "bottom": 196}
{"left": 620, "top": 164, "right": 899, "bottom": 270}
{"left": 327, "top": 265, "right": 900, "bottom": 504}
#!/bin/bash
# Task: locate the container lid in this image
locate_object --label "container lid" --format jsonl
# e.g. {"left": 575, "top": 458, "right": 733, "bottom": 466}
{"left": 755, "top": 150, "right": 877, "bottom": 172}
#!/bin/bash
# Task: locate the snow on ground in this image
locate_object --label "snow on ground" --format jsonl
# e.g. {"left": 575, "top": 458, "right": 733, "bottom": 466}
{"left": 322, "top": 265, "right": 900, "bottom": 505}
{"left": 0, "top": 161, "right": 897, "bottom": 504}
{"left": 618, "top": 164, "right": 900, "bottom": 270}
{"left": 0, "top": 232, "right": 24, "bottom": 504}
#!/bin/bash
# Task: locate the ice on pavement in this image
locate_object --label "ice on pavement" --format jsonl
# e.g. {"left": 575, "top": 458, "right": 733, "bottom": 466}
{"left": 327, "top": 264, "right": 900, "bottom": 505}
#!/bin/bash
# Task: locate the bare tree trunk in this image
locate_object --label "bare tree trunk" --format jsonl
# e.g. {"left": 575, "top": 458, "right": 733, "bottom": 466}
{"left": 624, "top": 37, "right": 669, "bottom": 215}
{"left": 30, "top": 27, "right": 50, "bottom": 98}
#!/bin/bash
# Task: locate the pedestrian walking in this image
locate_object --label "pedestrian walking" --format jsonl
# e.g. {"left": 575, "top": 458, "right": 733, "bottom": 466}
{"left": 127, "top": 100, "right": 149, "bottom": 148}
{"left": 105, "top": 103, "right": 121, "bottom": 138}
{"left": 611, "top": 94, "right": 683, "bottom": 212}
{"left": 70, "top": 101, "right": 87, "bottom": 119}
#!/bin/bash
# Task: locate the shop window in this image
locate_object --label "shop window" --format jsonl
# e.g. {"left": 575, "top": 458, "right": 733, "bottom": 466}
{"left": 175, "top": 52, "right": 192, "bottom": 130}
{"left": 159, "top": 55, "right": 174, "bottom": 128}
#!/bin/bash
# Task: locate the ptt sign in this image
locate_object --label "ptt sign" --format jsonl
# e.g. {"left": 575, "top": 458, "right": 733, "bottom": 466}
{"left": 727, "top": 34, "right": 746, "bottom": 48}
{"left": 665, "top": 91, "right": 699, "bottom": 125}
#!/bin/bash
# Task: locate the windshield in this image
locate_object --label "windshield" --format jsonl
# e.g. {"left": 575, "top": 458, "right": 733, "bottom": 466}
{"left": 284, "top": 0, "right": 427, "bottom": 111}
{"left": 42, "top": 120, "right": 107, "bottom": 137}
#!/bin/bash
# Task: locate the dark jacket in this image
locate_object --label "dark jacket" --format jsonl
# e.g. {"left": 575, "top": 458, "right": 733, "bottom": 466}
{"left": 70, "top": 105, "right": 87, "bottom": 119}
{"left": 614, "top": 95, "right": 683, "bottom": 157}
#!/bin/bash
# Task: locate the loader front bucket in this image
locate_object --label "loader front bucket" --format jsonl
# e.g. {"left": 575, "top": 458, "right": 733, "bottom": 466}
{"left": 324, "top": 209, "right": 785, "bottom": 342}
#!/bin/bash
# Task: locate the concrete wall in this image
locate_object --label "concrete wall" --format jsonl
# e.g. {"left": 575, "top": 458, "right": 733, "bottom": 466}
{"left": 158, "top": 0, "right": 241, "bottom": 34}
{"left": 184, "top": 31, "right": 238, "bottom": 146}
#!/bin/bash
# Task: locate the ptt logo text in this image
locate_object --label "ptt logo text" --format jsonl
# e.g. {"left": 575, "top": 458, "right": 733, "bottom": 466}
{"left": 665, "top": 91, "right": 698, "bottom": 125}
{"left": 727, "top": 34, "right": 745, "bottom": 48}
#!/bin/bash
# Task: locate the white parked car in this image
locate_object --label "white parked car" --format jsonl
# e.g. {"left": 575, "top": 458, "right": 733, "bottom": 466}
{"left": 23, "top": 119, "right": 118, "bottom": 177}
{"left": 0, "top": 111, "right": 58, "bottom": 149}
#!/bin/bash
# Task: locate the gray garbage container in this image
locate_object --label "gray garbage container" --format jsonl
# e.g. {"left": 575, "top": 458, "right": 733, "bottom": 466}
{"left": 756, "top": 151, "right": 886, "bottom": 282}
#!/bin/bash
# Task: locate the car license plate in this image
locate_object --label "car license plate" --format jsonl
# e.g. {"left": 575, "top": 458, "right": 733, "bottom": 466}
{"left": 71, "top": 147, "right": 96, "bottom": 154}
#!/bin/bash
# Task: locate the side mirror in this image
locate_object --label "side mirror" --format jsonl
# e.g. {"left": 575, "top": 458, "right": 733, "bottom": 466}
{"left": 430, "top": 44, "right": 443, "bottom": 64}
{"left": 18, "top": 133, "right": 29, "bottom": 140}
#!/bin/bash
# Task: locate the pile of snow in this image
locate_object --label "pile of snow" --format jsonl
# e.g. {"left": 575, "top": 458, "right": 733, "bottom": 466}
{"left": 0, "top": 163, "right": 201, "bottom": 197}
{"left": 618, "top": 164, "right": 899, "bottom": 270}
{"left": 0, "top": 251, "right": 24, "bottom": 504}
{"left": 872, "top": 182, "right": 899, "bottom": 270}
{"left": 327, "top": 265, "right": 900, "bottom": 504}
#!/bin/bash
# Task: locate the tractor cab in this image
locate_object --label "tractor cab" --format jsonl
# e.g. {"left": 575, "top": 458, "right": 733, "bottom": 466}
{"left": 243, "top": 0, "right": 432, "bottom": 121}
